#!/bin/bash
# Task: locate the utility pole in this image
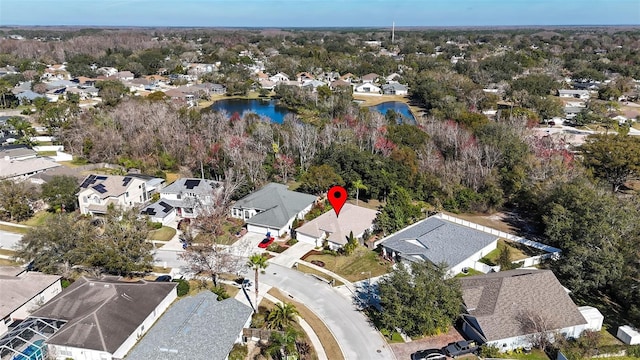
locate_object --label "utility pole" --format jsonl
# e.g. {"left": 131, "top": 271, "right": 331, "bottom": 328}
{"left": 392, "top": 21, "right": 395, "bottom": 44}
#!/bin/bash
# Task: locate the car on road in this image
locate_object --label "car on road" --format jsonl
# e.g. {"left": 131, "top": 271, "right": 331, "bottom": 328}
{"left": 411, "top": 348, "right": 446, "bottom": 360}
{"left": 258, "top": 236, "right": 275, "bottom": 248}
{"left": 442, "top": 340, "right": 479, "bottom": 358}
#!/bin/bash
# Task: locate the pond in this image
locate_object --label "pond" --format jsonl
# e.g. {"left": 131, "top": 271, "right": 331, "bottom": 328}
{"left": 208, "top": 99, "right": 415, "bottom": 124}
{"left": 209, "top": 98, "right": 291, "bottom": 123}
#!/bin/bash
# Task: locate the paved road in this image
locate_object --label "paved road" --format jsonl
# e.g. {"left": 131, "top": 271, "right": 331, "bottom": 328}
{"left": 0, "top": 230, "right": 22, "bottom": 251}
{"left": 259, "top": 263, "right": 395, "bottom": 360}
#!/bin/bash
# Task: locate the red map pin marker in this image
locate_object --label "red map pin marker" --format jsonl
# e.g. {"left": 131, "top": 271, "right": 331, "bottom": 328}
{"left": 327, "top": 185, "right": 347, "bottom": 217}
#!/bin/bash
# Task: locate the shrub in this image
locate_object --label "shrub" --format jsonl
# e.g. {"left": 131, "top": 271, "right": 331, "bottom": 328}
{"left": 149, "top": 222, "right": 163, "bottom": 230}
{"left": 172, "top": 279, "right": 190, "bottom": 297}
{"left": 228, "top": 344, "right": 248, "bottom": 360}
{"left": 480, "top": 344, "right": 500, "bottom": 357}
{"left": 628, "top": 345, "right": 640, "bottom": 357}
{"left": 286, "top": 238, "right": 298, "bottom": 246}
{"left": 61, "top": 279, "right": 72, "bottom": 288}
{"left": 211, "top": 285, "right": 230, "bottom": 300}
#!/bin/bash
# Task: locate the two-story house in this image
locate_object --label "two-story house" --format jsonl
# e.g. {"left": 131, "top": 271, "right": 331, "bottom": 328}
{"left": 77, "top": 174, "right": 147, "bottom": 215}
{"left": 159, "top": 178, "right": 223, "bottom": 218}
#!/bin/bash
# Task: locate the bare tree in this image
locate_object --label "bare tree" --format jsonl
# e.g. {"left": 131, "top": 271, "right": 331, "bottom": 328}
{"left": 516, "top": 310, "right": 554, "bottom": 351}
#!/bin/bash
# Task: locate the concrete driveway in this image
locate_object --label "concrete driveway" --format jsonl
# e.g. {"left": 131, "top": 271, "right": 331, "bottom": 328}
{"left": 389, "top": 327, "right": 464, "bottom": 360}
{"left": 259, "top": 263, "right": 395, "bottom": 360}
{"left": 0, "top": 230, "right": 22, "bottom": 251}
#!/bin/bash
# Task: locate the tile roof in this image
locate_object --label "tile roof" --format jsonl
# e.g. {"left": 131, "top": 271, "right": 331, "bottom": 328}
{"left": 125, "top": 291, "right": 252, "bottom": 360}
{"left": 460, "top": 269, "right": 587, "bottom": 342}
{"left": 233, "top": 183, "right": 317, "bottom": 229}
{"left": 31, "top": 277, "right": 176, "bottom": 354}
{"left": 380, "top": 216, "right": 497, "bottom": 269}
{"left": 0, "top": 270, "right": 61, "bottom": 320}
{"left": 296, "top": 203, "right": 378, "bottom": 246}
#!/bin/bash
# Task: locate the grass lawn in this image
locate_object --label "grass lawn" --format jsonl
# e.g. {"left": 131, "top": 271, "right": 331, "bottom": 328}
{"left": 147, "top": 226, "right": 176, "bottom": 241}
{"left": 302, "top": 247, "right": 392, "bottom": 282}
{"left": 0, "top": 224, "right": 28, "bottom": 234}
{"left": 194, "top": 232, "right": 238, "bottom": 245}
{"left": 454, "top": 268, "right": 483, "bottom": 278}
{"left": 448, "top": 211, "right": 516, "bottom": 234}
{"left": 164, "top": 172, "right": 180, "bottom": 184}
{"left": 0, "top": 248, "right": 16, "bottom": 257}
{"left": 480, "top": 239, "right": 545, "bottom": 266}
{"left": 37, "top": 151, "right": 57, "bottom": 156}
{"left": 21, "top": 211, "right": 52, "bottom": 227}
{"left": 296, "top": 264, "right": 345, "bottom": 287}
{"left": 0, "top": 258, "right": 19, "bottom": 266}
{"left": 152, "top": 266, "right": 172, "bottom": 274}
{"left": 58, "top": 157, "right": 90, "bottom": 168}
{"left": 268, "top": 288, "right": 344, "bottom": 360}
{"left": 185, "top": 279, "right": 240, "bottom": 298}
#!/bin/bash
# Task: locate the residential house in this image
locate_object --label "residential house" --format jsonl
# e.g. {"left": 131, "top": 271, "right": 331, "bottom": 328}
{"left": 295, "top": 203, "right": 377, "bottom": 249}
{"left": 379, "top": 215, "right": 498, "bottom": 275}
{"left": 564, "top": 106, "right": 583, "bottom": 120}
{"left": 140, "top": 200, "right": 176, "bottom": 226}
{"left": 269, "top": 72, "right": 290, "bottom": 83}
{"left": 0, "top": 145, "right": 37, "bottom": 161}
{"left": 296, "top": 72, "right": 315, "bottom": 82}
{"left": 125, "top": 173, "right": 165, "bottom": 199}
{"left": 159, "top": 178, "right": 222, "bottom": 218}
{"left": 340, "top": 73, "right": 356, "bottom": 83}
{"left": 382, "top": 83, "right": 408, "bottom": 95}
{"left": 558, "top": 89, "right": 590, "bottom": 100}
{"left": 125, "top": 291, "right": 252, "bottom": 360}
{"left": 0, "top": 266, "right": 61, "bottom": 336}
{"left": 114, "top": 71, "right": 135, "bottom": 81}
{"left": 330, "top": 79, "right": 352, "bottom": 91}
{"left": 77, "top": 174, "right": 148, "bottom": 215}
{"left": 16, "top": 90, "right": 46, "bottom": 105}
{"left": 96, "top": 67, "right": 118, "bottom": 77}
{"left": 0, "top": 156, "right": 61, "bottom": 181}
{"left": 460, "top": 269, "right": 603, "bottom": 351}
{"left": 231, "top": 183, "right": 317, "bottom": 236}
{"left": 353, "top": 83, "right": 382, "bottom": 94}
{"left": 301, "top": 79, "right": 327, "bottom": 92}
{"left": 30, "top": 277, "right": 176, "bottom": 360}
{"left": 362, "top": 73, "right": 380, "bottom": 84}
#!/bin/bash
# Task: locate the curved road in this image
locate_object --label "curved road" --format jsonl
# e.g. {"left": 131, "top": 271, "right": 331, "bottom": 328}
{"left": 259, "top": 263, "right": 395, "bottom": 360}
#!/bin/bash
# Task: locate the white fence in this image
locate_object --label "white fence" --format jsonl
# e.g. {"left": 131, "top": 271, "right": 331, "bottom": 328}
{"left": 472, "top": 261, "right": 500, "bottom": 273}
{"left": 435, "top": 213, "right": 561, "bottom": 267}
{"left": 33, "top": 145, "right": 64, "bottom": 152}
{"left": 51, "top": 151, "right": 73, "bottom": 162}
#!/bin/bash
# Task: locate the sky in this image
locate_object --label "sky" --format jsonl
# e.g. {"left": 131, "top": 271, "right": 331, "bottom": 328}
{"left": 0, "top": 0, "right": 639, "bottom": 28}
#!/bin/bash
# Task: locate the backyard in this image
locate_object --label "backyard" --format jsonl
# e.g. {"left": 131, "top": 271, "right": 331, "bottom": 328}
{"left": 301, "top": 246, "right": 391, "bottom": 282}
{"left": 480, "top": 239, "right": 546, "bottom": 266}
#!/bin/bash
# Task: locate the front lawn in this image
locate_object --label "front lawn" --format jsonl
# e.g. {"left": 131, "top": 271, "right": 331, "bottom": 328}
{"left": 302, "top": 246, "right": 391, "bottom": 282}
{"left": 21, "top": 211, "right": 53, "bottom": 227}
{"left": 147, "top": 226, "right": 176, "bottom": 241}
{"left": 0, "top": 224, "right": 28, "bottom": 234}
{"left": 492, "top": 349, "right": 549, "bottom": 360}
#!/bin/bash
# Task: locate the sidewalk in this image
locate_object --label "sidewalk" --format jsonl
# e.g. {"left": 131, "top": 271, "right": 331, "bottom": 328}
{"left": 0, "top": 220, "right": 30, "bottom": 229}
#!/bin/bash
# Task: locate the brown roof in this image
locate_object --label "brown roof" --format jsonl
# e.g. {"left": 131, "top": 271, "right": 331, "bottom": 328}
{"left": 362, "top": 73, "right": 380, "bottom": 81}
{"left": 331, "top": 79, "right": 351, "bottom": 88}
{"left": 31, "top": 277, "right": 176, "bottom": 354}
{"left": 460, "top": 269, "right": 587, "bottom": 342}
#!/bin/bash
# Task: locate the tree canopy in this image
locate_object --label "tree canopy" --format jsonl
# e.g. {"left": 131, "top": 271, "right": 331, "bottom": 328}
{"left": 371, "top": 261, "right": 462, "bottom": 337}
{"left": 580, "top": 134, "right": 640, "bottom": 192}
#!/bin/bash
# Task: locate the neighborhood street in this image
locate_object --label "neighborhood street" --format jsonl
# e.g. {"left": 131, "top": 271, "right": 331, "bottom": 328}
{"left": 0, "top": 230, "right": 22, "bottom": 252}
{"left": 258, "top": 263, "right": 395, "bottom": 360}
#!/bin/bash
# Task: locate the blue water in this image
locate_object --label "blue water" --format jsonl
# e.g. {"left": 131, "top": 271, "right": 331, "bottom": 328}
{"left": 209, "top": 99, "right": 415, "bottom": 124}
{"left": 209, "top": 99, "right": 290, "bottom": 123}
{"left": 369, "top": 102, "right": 415, "bottom": 123}
{"left": 12, "top": 339, "right": 45, "bottom": 360}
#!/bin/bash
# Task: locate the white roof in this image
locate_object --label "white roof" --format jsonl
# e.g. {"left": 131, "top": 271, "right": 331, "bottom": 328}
{"left": 296, "top": 204, "right": 378, "bottom": 246}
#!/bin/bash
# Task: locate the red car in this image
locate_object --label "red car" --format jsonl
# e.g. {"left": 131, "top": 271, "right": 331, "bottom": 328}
{"left": 258, "top": 236, "right": 275, "bottom": 248}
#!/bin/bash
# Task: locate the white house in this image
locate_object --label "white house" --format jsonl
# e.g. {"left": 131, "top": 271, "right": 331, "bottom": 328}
{"left": 30, "top": 277, "right": 177, "bottom": 360}
{"left": 0, "top": 267, "right": 61, "bottom": 336}
{"left": 77, "top": 174, "right": 147, "bottom": 215}
{"left": 379, "top": 215, "right": 498, "bottom": 275}
{"left": 381, "top": 83, "right": 408, "bottom": 96}
{"left": 159, "top": 178, "right": 222, "bottom": 218}
{"left": 460, "top": 269, "right": 603, "bottom": 352}
{"left": 295, "top": 203, "right": 377, "bottom": 249}
{"left": 558, "top": 89, "right": 590, "bottom": 100}
{"left": 353, "top": 83, "right": 382, "bottom": 95}
{"left": 231, "top": 183, "right": 317, "bottom": 237}
{"left": 269, "top": 72, "right": 290, "bottom": 83}
{"left": 140, "top": 200, "right": 176, "bottom": 226}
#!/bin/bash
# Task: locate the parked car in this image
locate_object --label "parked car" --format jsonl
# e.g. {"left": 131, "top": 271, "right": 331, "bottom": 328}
{"left": 442, "top": 340, "right": 479, "bottom": 358}
{"left": 258, "top": 236, "right": 275, "bottom": 248}
{"left": 155, "top": 275, "right": 172, "bottom": 282}
{"left": 411, "top": 349, "right": 446, "bottom": 360}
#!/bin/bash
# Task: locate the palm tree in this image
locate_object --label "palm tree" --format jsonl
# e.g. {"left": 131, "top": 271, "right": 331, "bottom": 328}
{"left": 266, "top": 302, "right": 299, "bottom": 330}
{"left": 353, "top": 179, "right": 368, "bottom": 205}
{"left": 247, "top": 253, "right": 268, "bottom": 310}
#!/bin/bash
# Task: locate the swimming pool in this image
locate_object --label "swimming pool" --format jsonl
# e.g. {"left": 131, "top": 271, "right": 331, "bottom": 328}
{"left": 11, "top": 339, "right": 45, "bottom": 360}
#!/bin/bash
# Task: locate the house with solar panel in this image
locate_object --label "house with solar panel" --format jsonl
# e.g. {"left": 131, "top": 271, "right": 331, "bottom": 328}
{"left": 77, "top": 175, "right": 148, "bottom": 216}
{"left": 158, "top": 178, "right": 223, "bottom": 219}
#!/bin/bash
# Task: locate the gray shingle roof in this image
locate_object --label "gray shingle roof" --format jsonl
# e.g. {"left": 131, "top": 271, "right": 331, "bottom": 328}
{"left": 233, "top": 183, "right": 317, "bottom": 229}
{"left": 460, "top": 269, "right": 587, "bottom": 342}
{"left": 161, "top": 178, "right": 221, "bottom": 196}
{"left": 380, "top": 217, "right": 497, "bottom": 268}
{"left": 125, "top": 291, "right": 252, "bottom": 360}
{"left": 31, "top": 277, "right": 176, "bottom": 354}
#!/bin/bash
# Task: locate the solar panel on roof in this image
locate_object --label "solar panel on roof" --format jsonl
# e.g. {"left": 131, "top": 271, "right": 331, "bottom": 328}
{"left": 159, "top": 201, "right": 173, "bottom": 213}
{"left": 96, "top": 176, "right": 108, "bottom": 180}
{"left": 80, "top": 175, "right": 96, "bottom": 188}
{"left": 143, "top": 208, "right": 156, "bottom": 216}
{"left": 122, "top": 177, "right": 132, "bottom": 186}
{"left": 184, "top": 179, "right": 200, "bottom": 190}
{"left": 93, "top": 184, "right": 107, "bottom": 194}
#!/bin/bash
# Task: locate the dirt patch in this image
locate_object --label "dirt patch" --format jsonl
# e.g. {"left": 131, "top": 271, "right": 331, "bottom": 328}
{"left": 390, "top": 327, "right": 465, "bottom": 360}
